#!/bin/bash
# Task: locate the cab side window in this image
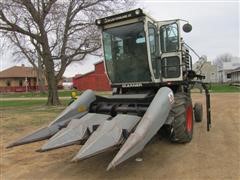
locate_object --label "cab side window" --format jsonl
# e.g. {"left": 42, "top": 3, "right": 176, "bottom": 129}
{"left": 160, "top": 23, "right": 179, "bottom": 52}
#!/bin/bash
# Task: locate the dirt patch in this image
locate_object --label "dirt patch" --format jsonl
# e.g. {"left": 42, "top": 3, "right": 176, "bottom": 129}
{"left": 1, "top": 93, "right": 240, "bottom": 180}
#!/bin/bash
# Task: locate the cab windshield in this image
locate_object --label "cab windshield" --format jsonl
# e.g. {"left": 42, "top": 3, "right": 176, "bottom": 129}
{"left": 103, "top": 22, "right": 151, "bottom": 83}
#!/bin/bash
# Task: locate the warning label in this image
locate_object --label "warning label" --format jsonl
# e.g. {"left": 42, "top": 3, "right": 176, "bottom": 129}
{"left": 168, "top": 92, "right": 174, "bottom": 104}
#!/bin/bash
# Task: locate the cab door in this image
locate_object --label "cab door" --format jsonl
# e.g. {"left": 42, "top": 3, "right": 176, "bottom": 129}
{"left": 146, "top": 18, "right": 160, "bottom": 82}
{"left": 158, "top": 20, "right": 183, "bottom": 82}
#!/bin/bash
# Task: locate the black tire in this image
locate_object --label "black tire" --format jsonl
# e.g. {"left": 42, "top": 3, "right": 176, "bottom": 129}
{"left": 169, "top": 93, "right": 193, "bottom": 143}
{"left": 194, "top": 102, "right": 203, "bottom": 122}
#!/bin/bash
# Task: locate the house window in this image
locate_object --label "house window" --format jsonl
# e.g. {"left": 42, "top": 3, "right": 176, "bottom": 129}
{"left": 19, "top": 80, "right": 23, "bottom": 87}
{"left": 6, "top": 80, "right": 11, "bottom": 86}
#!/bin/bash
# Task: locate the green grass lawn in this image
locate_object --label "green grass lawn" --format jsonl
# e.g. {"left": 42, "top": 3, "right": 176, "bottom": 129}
{"left": 0, "top": 90, "right": 111, "bottom": 99}
{"left": 209, "top": 84, "right": 240, "bottom": 93}
{"left": 0, "top": 90, "right": 112, "bottom": 108}
{"left": 0, "top": 84, "right": 238, "bottom": 108}
{"left": 0, "top": 90, "right": 75, "bottom": 98}
{"left": 0, "top": 99, "right": 69, "bottom": 107}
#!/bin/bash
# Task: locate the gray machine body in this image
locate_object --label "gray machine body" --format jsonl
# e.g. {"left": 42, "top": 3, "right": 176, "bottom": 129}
{"left": 7, "top": 87, "right": 174, "bottom": 170}
{"left": 107, "top": 87, "right": 174, "bottom": 170}
{"left": 7, "top": 90, "right": 96, "bottom": 148}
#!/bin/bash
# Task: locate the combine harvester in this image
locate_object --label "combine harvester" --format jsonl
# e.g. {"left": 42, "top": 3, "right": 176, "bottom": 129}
{"left": 7, "top": 9, "right": 211, "bottom": 170}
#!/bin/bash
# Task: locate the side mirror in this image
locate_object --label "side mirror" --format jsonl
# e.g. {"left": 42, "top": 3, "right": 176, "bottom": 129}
{"left": 182, "top": 23, "right": 192, "bottom": 33}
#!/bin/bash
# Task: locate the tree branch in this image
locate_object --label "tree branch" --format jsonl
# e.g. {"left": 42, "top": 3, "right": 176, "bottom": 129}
{"left": 0, "top": 10, "right": 41, "bottom": 41}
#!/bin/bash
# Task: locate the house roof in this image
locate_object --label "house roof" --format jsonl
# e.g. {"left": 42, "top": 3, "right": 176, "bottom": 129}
{"left": 228, "top": 67, "right": 240, "bottom": 74}
{"left": 0, "top": 66, "right": 37, "bottom": 78}
{"left": 221, "top": 59, "right": 240, "bottom": 71}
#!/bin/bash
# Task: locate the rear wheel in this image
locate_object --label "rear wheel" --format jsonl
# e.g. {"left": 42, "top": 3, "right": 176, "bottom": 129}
{"left": 170, "top": 93, "right": 193, "bottom": 143}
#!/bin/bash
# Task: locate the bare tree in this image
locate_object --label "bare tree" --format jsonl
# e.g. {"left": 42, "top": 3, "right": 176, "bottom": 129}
{"left": 214, "top": 53, "right": 232, "bottom": 69}
{"left": 194, "top": 55, "right": 207, "bottom": 75}
{"left": 0, "top": 0, "right": 135, "bottom": 105}
{"left": 6, "top": 32, "right": 46, "bottom": 93}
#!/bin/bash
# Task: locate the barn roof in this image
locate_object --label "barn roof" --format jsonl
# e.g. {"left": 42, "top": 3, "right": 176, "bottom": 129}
{"left": 73, "top": 60, "right": 104, "bottom": 79}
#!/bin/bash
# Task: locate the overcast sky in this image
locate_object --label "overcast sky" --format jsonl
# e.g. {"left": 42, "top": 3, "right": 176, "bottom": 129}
{"left": 0, "top": 0, "right": 239, "bottom": 77}
{"left": 140, "top": 0, "right": 239, "bottom": 58}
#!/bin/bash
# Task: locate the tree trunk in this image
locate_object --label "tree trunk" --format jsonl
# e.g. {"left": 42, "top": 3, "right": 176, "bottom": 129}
{"left": 39, "top": 24, "right": 60, "bottom": 106}
{"left": 38, "top": 74, "right": 46, "bottom": 94}
{"left": 36, "top": 66, "right": 46, "bottom": 94}
{"left": 45, "top": 58, "right": 61, "bottom": 105}
{"left": 46, "top": 70, "right": 61, "bottom": 105}
{"left": 37, "top": 54, "right": 46, "bottom": 94}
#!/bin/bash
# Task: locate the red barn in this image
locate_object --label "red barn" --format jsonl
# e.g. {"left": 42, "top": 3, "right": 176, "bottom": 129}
{"left": 73, "top": 61, "right": 111, "bottom": 91}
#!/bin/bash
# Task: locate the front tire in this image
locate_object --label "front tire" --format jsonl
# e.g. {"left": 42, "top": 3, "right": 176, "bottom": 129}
{"left": 170, "top": 93, "right": 193, "bottom": 143}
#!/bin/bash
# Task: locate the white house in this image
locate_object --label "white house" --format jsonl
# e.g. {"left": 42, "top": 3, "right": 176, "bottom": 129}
{"left": 218, "top": 57, "right": 240, "bottom": 83}
{"left": 193, "top": 60, "right": 218, "bottom": 83}
{"left": 227, "top": 67, "right": 240, "bottom": 84}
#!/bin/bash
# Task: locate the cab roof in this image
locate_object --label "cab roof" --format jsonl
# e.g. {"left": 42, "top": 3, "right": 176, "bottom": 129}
{"left": 95, "top": 8, "right": 145, "bottom": 26}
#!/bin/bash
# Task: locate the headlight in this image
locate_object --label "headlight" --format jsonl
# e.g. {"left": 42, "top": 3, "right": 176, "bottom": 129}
{"left": 96, "top": 19, "right": 101, "bottom": 25}
{"left": 135, "top": 9, "right": 140, "bottom": 15}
